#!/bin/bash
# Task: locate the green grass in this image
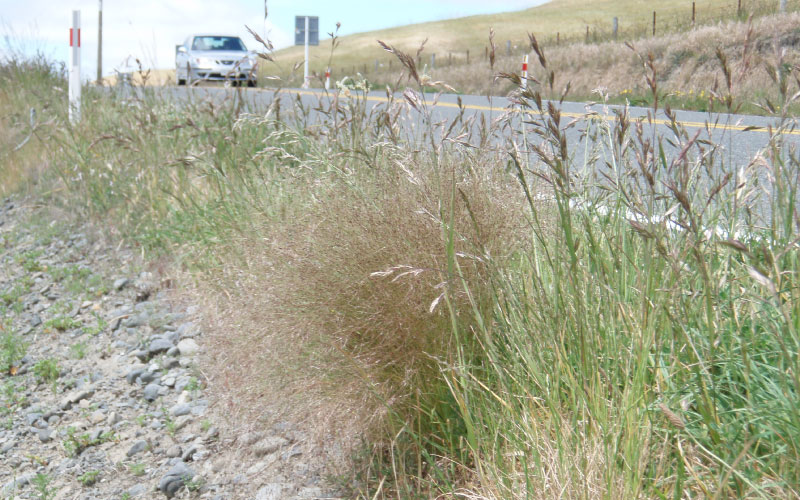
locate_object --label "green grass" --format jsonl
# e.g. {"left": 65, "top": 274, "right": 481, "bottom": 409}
{"left": 33, "top": 358, "right": 59, "bottom": 392}
{"left": 77, "top": 470, "right": 99, "bottom": 487}
{"left": 0, "top": 329, "right": 27, "bottom": 374}
{"left": 31, "top": 473, "right": 56, "bottom": 500}
{"left": 1, "top": 37, "right": 799, "bottom": 499}
{"left": 70, "top": 341, "right": 88, "bottom": 359}
{"left": 128, "top": 462, "right": 146, "bottom": 477}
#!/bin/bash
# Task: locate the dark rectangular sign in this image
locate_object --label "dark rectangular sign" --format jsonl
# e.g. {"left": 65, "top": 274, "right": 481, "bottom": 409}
{"left": 294, "top": 16, "right": 319, "bottom": 46}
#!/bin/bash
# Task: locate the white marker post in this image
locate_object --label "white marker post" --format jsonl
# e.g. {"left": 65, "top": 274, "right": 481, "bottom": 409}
{"left": 303, "top": 16, "right": 310, "bottom": 89}
{"left": 521, "top": 54, "right": 528, "bottom": 91}
{"left": 324, "top": 67, "right": 330, "bottom": 90}
{"left": 69, "top": 10, "right": 81, "bottom": 123}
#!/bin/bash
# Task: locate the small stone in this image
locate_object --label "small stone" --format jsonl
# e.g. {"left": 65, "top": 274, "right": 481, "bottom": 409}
{"left": 167, "top": 346, "right": 180, "bottom": 357}
{"left": 240, "top": 432, "right": 264, "bottom": 446}
{"left": 204, "top": 426, "right": 219, "bottom": 441}
{"left": 126, "top": 367, "right": 145, "bottom": 384}
{"left": 158, "top": 461, "right": 195, "bottom": 498}
{"left": 170, "top": 403, "right": 191, "bottom": 417}
{"left": 255, "top": 483, "right": 283, "bottom": 500}
{"left": 163, "top": 358, "right": 180, "bottom": 370}
{"left": 113, "top": 278, "right": 130, "bottom": 291}
{"left": 59, "top": 388, "right": 94, "bottom": 410}
{"left": 176, "top": 338, "right": 199, "bottom": 356}
{"left": 181, "top": 445, "right": 198, "bottom": 462}
{"left": 25, "top": 412, "right": 43, "bottom": 426}
{"left": 0, "top": 441, "right": 14, "bottom": 455}
{"left": 2, "top": 473, "right": 35, "bottom": 493}
{"left": 127, "top": 439, "right": 148, "bottom": 457}
{"left": 174, "top": 415, "right": 192, "bottom": 432}
{"left": 30, "top": 314, "right": 42, "bottom": 327}
{"left": 177, "top": 391, "right": 192, "bottom": 405}
{"left": 253, "top": 436, "right": 289, "bottom": 457}
{"left": 162, "top": 376, "right": 176, "bottom": 387}
{"left": 138, "top": 371, "right": 158, "bottom": 384}
{"left": 127, "top": 483, "right": 147, "bottom": 497}
{"left": 107, "top": 412, "right": 121, "bottom": 425}
{"left": 89, "top": 410, "right": 105, "bottom": 424}
{"left": 143, "top": 383, "right": 162, "bottom": 402}
{"left": 125, "top": 314, "right": 149, "bottom": 328}
{"left": 166, "top": 445, "right": 182, "bottom": 458}
{"left": 38, "top": 429, "right": 53, "bottom": 442}
{"left": 148, "top": 338, "right": 174, "bottom": 356}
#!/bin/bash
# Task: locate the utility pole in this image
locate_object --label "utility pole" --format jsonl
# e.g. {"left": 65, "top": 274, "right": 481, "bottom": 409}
{"left": 97, "top": 0, "right": 102, "bottom": 83}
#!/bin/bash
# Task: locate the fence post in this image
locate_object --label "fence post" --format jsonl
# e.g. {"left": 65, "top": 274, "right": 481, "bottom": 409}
{"left": 431, "top": 53, "right": 435, "bottom": 69}
{"left": 466, "top": 49, "right": 470, "bottom": 64}
{"left": 613, "top": 17, "right": 618, "bottom": 39}
{"left": 69, "top": 10, "right": 81, "bottom": 124}
{"left": 738, "top": 0, "right": 742, "bottom": 17}
{"left": 557, "top": 32, "right": 560, "bottom": 45}
{"left": 652, "top": 11, "right": 656, "bottom": 36}
{"left": 325, "top": 67, "right": 330, "bottom": 90}
{"left": 484, "top": 45, "right": 488, "bottom": 60}
{"left": 506, "top": 40, "right": 511, "bottom": 55}
{"left": 692, "top": 2, "right": 696, "bottom": 25}
{"left": 585, "top": 25, "right": 589, "bottom": 43}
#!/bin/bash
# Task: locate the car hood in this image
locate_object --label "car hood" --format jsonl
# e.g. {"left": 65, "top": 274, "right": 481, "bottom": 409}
{"left": 188, "top": 50, "right": 251, "bottom": 60}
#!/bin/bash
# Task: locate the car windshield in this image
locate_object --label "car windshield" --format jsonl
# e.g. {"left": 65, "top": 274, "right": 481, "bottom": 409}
{"left": 191, "top": 36, "right": 246, "bottom": 51}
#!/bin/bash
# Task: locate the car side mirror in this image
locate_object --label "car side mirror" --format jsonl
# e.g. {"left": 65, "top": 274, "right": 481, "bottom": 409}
{"left": 177, "top": 46, "right": 187, "bottom": 54}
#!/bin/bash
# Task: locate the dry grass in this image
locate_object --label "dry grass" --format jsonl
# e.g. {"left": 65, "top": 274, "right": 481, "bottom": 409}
{"left": 264, "top": 0, "right": 797, "bottom": 84}
{"left": 0, "top": 59, "right": 58, "bottom": 197}
{"left": 370, "top": 11, "right": 800, "bottom": 104}
{"left": 194, "top": 143, "right": 526, "bottom": 484}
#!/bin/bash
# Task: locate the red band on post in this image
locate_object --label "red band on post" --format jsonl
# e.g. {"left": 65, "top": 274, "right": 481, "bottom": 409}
{"left": 69, "top": 28, "right": 81, "bottom": 47}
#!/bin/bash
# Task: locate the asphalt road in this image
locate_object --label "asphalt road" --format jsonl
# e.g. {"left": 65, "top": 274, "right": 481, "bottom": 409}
{"left": 157, "top": 85, "right": 800, "bottom": 157}
{"left": 137, "top": 84, "right": 798, "bottom": 222}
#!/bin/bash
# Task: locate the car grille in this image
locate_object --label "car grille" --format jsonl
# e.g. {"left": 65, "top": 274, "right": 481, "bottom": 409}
{"left": 217, "top": 60, "right": 235, "bottom": 65}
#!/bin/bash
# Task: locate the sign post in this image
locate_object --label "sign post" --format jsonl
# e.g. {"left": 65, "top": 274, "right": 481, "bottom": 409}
{"left": 69, "top": 10, "right": 81, "bottom": 124}
{"left": 295, "top": 16, "right": 319, "bottom": 89}
{"left": 303, "top": 16, "right": 309, "bottom": 88}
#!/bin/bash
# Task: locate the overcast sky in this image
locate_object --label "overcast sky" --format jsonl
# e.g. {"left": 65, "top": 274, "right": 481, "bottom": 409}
{"left": 1, "top": 1, "right": 548, "bottom": 79}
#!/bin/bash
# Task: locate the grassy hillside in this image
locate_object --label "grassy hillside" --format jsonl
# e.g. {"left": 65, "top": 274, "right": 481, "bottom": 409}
{"left": 263, "top": 0, "right": 796, "bottom": 81}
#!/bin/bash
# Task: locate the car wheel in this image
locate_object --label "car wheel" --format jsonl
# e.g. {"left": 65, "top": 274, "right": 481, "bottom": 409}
{"left": 247, "top": 80, "right": 256, "bottom": 88}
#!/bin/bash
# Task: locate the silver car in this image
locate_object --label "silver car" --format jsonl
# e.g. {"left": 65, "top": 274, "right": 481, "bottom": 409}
{"left": 175, "top": 35, "right": 257, "bottom": 87}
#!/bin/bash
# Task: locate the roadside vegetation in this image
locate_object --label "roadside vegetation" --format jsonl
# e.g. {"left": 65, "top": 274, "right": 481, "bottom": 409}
{"left": 1, "top": 13, "right": 799, "bottom": 500}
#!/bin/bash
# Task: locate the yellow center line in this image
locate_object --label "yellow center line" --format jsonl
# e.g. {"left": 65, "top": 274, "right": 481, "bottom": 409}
{"left": 264, "top": 87, "right": 800, "bottom": 136}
